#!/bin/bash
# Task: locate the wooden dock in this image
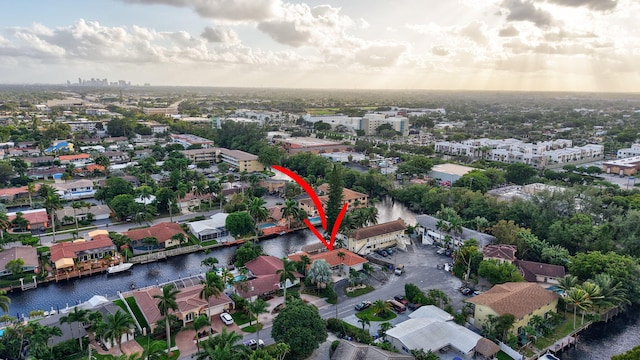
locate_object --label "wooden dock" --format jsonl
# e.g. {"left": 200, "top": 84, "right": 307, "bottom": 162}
{"left": 549, "top": 335, "right": 577, "bottom": 354}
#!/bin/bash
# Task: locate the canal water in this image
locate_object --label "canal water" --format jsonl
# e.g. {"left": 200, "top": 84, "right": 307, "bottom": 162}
{"left": 8, "top": 198, "right": 411, "bottom": 317}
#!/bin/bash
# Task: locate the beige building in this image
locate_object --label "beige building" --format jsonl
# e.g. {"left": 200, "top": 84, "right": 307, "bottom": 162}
{"left": 298, "top": 185, "right": 368, "bottom": 217}
{"left": 466, "top": 282, "right": 560, "bottom": 336}
{"left": 180, "top": 148, "right": 218, "bottom": 165}
{"left": 347, "top": 219, "right": 406, "bottom": 255}
{"left": 218, "top": 148, "right": 264, "bottom": 172}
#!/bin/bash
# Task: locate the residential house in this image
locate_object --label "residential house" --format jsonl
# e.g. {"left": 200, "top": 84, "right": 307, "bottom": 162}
{"left": 124, "top": 222, "right": 187, "bottom": 251}
{"left": 515, "top": 260, "right": 566, "bottom": 285}
{"left": 23, "top": 156, "right": 54, "bottom": 167}
{"left": 346, "top": 219, "right": 406, "bottom": 255}
{"left": 288, "top": 249, "right": 368, "bottom": 274}
{"left": 187, "top": 213, "right": 231, "bottom": 243}
{"left": 330, "top": 340, "right": 414, "bottom": 360}
{"left": 102, "top": 151, "right": 129, "bottom": 163}
{"left": 56, "top": 204, "right": 111, "bottom": 224}
{"left": 415, "top": 214, "right": 496, "bottom": 249}
{"left": 0, "top": 247, "right": 38, "bottom": 276}
{"left": 139, "top": 121, "right": 170, "bottom": 134}
{"left": 0, "top": 184, "right": 40, "bottom": 203}
{"left": 386, "top": 305, "right": 485, "bottom": 358}
{"left": 234, "top": 255, "right": 302, "bottom": 300}
{"left": 27, "top": 167, "right": 65, "bottom": 180}
{"left": 8, "top": 209, "right": 49, "bottom": 231}
{"left": 482, "top": 244, "right": 517, "bottom": 264}
{"left": 45, "top": 141, "right": 74, "bottom": 154}
{"left": 298, "top": 185, "right": 368, "bottom": 217}
{"left": 53, "top": 179, "right": 96, "bottom": 200}
{"left": 132, "top": 284, "right": 234, "bottom": 331}
{"left": 50, "top": 235, "right": 116, "bottom": 271}
{"left": 176, "top": 192, "right": 202, "bottom": 213}
{"left": 59, "top": 153, "right": 91, "bottom": 166}
{"left": 466, "top": 282, "right": 560, "bottom": 336}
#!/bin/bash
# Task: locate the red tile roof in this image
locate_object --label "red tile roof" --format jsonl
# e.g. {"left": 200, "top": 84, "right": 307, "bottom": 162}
{"left": 7, "top": 209, "right": 49, "bottom": 225}
{"left": 124, "top": 222, "right": 187, "bottom": 243}
{"left": 85, "top": 164, "right": 105, "bottom": 172}
{"left": 483, "top": 245, "right": 517, "bottom": 262}
{"left": 288, "top": 249, "right": 367, "bottom": 268}
{"left": 50, "top": 235, "right": 115, "bottom": 262}
{"left": 0, "top": 184, "right": 41, "bottom": 197}
{"left": 466, "top": 282, "right": 559, "bottom": 319}
{"left": 245, "top": 255, "right": 286, "bottom": 276}
{"left": 234, "top": 274, "right": 281, "bottom": 298}
{"left": 59, "top": 153, "right": 90, "bottom": 161}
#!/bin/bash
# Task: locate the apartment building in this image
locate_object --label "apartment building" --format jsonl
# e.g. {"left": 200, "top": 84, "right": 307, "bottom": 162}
{"left": 180, "top": 148, "right": 218, "bottom": 165}
{"left": 170, "top": 134, "right": 214, "bottom": 149}
{"left": 617, "top": 144, "right": 640, "bottom": 158}
{"left": 217, "top": 148, "right": 264, "bottom": 172}
{"left": 361, "top": 113, "right": 409, "bottom": 136}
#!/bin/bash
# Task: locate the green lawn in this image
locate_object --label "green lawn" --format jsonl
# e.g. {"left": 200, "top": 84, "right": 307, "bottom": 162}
{"left": 355, "top": 307, "right": 397, "bottom": 322}
{"left": 534, "top": 313, "right": 575, "bottom": 349}
{"left": 125, "top": 296, "right": 149, "bottom": 330}
{"left": 496, "top": 350, "right": 514, "bottom": 360}
{"left": 344, "top": 285, "right": 375, "bottom": 298}
{"left": 242, "top": 325, "right": 257, "bottom": 333}
{"left": 231, "top": 311, "right": 256, "bottom": 326}
{"left": 200, "top": 239, "right": 218, "bottom": 247}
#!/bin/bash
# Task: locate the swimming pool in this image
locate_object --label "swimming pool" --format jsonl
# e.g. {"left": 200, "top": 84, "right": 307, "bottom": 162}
{"left": 258, "top": 223, "right": 276, "bottom": 229}
{"left": 233, "top": 275, "right": 246, "bottom": 282}
{"left": 308, "top": 216, "right": 321, "bottom": 224}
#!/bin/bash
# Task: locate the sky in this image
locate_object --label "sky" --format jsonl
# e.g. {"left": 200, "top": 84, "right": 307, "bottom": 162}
{"left": 1, "top": 0, "right": 639, "bottom": 92}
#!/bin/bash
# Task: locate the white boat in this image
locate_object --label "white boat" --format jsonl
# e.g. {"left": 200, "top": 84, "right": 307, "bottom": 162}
{"left": 106, "top": 262, "right": 133, "bottom": 274}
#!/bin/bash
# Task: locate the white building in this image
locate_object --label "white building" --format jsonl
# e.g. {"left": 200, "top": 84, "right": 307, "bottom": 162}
{"left": 53, "top": 180, "right": 96, "bottom": 200}
{"left": 617, "top": 144, "right": 640, "bottom": 158}
{"left": 362, "top": 113, "right": 409, "bottom": 136}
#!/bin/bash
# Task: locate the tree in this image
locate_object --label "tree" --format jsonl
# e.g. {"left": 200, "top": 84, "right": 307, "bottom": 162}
{"left": 195, "top": 327, "right": 249, "bottom": 360}
{"left": 153, "top": 284, "right": 180, "bottom": 353}
{"left": 190, "top": 314, "right": 211, "bottom": 350}
{"left": 307, "top": 259, "right": 332, "bottom": 289}
{"left": 277, "top": 258, "right": 298, "bottom": 303}
{"left": 505, "top": 163, "right": 537, "bottom": 185}
{"left": 281, "top": 199, "right": 301, "bottom": 229}
{"left": 612, "top": 344, "right": 640, "bottom": 360}
{"left": 0, "top": 161, "right": 14, "bottom": 184}
{"left": 325, "top": 164, "right": 345, "bottom": 236}
{"left": 490, "top": 220, "right": 524, "bottom": 245}
{"left": 271, "top": 299, "right": 327, "bottom": 359}
{"left": 225, "top": 211, "right": 254, "bottom": 237}
{"left": 26, "top": 182, "right": 36, "bottom": 208}
{"left": 71, "top": 201, "right": 83, "bottom": 232}
{"left": 411, "top": 349, "right": 439, "bottom": 360}
{"left": 258, "top": 145, "right": 284, "bottom": 167}
{"left": 66, "top": 307, "right": 90, "bottom": 351}
{"left": 0, "top": 212, "right": 9, "bottom": 240}
{"left": 478, "top": 259, "right": 525, "bottom": 285}
{"left": 43, "top": 190, "right": 62, "bottom": 243}
{"left": 247, "top": 197, "right": 269, "bottom": 232}
{"left": 565, "top": 287, "right": 592, "bottom": 329}
{"left": 11, "top": 212, "right": 29, "bottom": 232}
{"left": 378, "top": 322, "right": 393, "bottom": 341}
{"left": 95, "top": 177, "right": 135, "bottom": 203}
{"left": 357, "top": 315, "right": 370, "bottom": 331}
{"left": 200, "top": 272, "right": 224, "bottom": 318}
{"left": 5, "top": 258, "right": 24, "bottom": 276}
{"left": 396, "top": 156, "right": 433, "bottom": 177}
{"left": 103, "top": 310, "right": 135, "bottom": 355}
{"left": 337, "top": 251, "right": 345, "bottom": 275}
{"left": 234, "top": 242, "right": 263, "bottom": 267}
{"left": 110, "top": 194, "right": 137, "bottom": 221}
{"left": 201, "top": 257, "right": 219, "bottom": 272}
{"left": 371, "top": 299, "right": 390, "bottom": 318}
{"left": 247, "top": 298, "right": 269, "bottom": 340}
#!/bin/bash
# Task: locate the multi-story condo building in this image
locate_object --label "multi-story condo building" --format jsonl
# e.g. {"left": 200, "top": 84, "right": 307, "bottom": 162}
{"left": 217, "top": 148, "right": 264, "bottom": 172}
{"left": 180, "top": 148, "right": 219, "bottom": 166}
{"left": 617, "top": 144, "right": 640, "bottom": 158}
{"left": 170, "top": 134, "right": 214, "bottom": 149}
{"left": 362, "top": 113, "right": 409, "bottom": 136}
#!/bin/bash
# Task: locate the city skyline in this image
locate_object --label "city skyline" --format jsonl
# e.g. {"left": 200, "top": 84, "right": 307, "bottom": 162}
{"left": 1, "top": 0, "right": 639, "bottom": 92}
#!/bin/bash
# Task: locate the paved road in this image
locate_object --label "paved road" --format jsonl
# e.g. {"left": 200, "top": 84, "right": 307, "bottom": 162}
{"left": 233, "top": 242, "right": 468, "bottom": 356}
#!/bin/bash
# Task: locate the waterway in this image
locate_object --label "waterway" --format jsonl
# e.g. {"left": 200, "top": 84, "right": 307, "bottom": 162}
{"left": 7, "top": 198, "right": 411, "bottom": 317}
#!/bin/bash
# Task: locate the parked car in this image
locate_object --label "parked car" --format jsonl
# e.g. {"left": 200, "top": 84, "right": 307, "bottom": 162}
{"left": 220, "top": 312, "right": 234, "bottom": 325}
{"left": 376, "top": 249, "right": 388, "bottom": 257}
{"left": 459, "top": 287, "right": 473, "bottom": 296}
{"left": 407, "top": 303, "right": 422, "bottom": 311}
{"left": 244, "top": 339, "right": 265, "bottom": 350}
{"left": 355, "top": 300, "right": 372, "bottom": 311}
{"left": 394, "top": 295, "right": 409, "bottom": 305}
{"left": 436, "top": 248, "right": 446, "bottom": 255}
{"left": 385, "top": 248, "right": 394, "bottom": 255}
{"left": 394, "top": 264, "right": 405, "bottom": 276}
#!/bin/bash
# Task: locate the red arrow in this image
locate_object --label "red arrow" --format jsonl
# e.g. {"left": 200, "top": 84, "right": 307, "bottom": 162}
{"left": 272, "top": 165, "right": 349, "bottom": 251}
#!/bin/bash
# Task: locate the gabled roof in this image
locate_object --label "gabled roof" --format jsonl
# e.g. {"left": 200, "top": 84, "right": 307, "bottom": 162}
{"left": 288, "top": 249, "right": 368, "bottom": 268}
{"left": 351, "top": 219, "right": 406, "bottom": 241}
{"left": 0, "top": 184, "right": 41, "bottom": 198}
{"left": 316, "top": 184, "right": 367, "bottom": 201}
{"left": 483, "top": 244, "right": 517, "bottom": 262}
{"left": 124, "top": 222, "right": 187, "bottom": 243}
{"left": 466, "top": 282, "right": 560, "bottom": 319}
{"left": 0, "top": 246, "right": 38, "bottom": 269}
{"left": 234, "top": 274, "right": 281, "bottom": 298}
{"left": 50, "top": 235, "right": 115, "bottom": 262}
{"left": 7, "top": 208, "right": 48, "bottom": 225}
{"left": 331, "top": 340, "right": 414, "bottom": 360}
{"left": 59, "top": 153, "right": 90, "bottom": 161}
{"left": 245, "top": 255, "right": 285, "bottom": 276}
{"left": 515, "top": 260, "right": 566, "bottom": 282}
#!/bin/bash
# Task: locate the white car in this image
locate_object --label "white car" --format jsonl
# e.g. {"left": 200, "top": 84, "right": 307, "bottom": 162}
{"left": 220, "top": 312, "right": 234, "bottom": 325}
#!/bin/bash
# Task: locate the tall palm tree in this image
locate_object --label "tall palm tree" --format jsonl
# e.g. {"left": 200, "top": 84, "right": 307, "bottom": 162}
{"left": 276, "top": 258, "right": 298, "bottom": 304}
{"left": 298, "top": 255, "right": 311, "bottom": 276}
{"left": 378, "top": 322, "right": 393, "bottom": 341}
{"left": 26, "top": 182, "right": 36, "bottom": 209}
{"left": 43, "top": 189, "right": 62, "bottom": 243}
{"left": 71, "top": 201, "right": 83, "bottom": 232}
{"left": 565, "top": 287, "right": 592, "bottom": 329}
{"left": 0, "top": 212, "right": 10, "bottom": 241}
{"left": 372, "top": 299, "right": 390, "bottom": 317}
{"left": 190, "top": 314, "right": 211, "bottom": 350}
{"left": 103, "top": 310, "right": 135, "bottom": 355}
{"left": 248, "top": 298, "right": 268, "bottom": 341}
{"left": 67, "top": 307, "right": 90, "bottom": 351}
{"left": 593, "top": 273, "right": 630, "bottom": 310}
{"left": 337, "top": 251, "right": 346, "bottom": 275}
{"left": 28, "top": 322, "right": 62, "bottom": 359}
{"left": 361, "top": 206, "right": 378, "bottom": 226}
{"left": 357, "top": 315, "right": 371, "bottom": 331}
{"left": 194, "top": 327, "right": 249, "bottom": 360}
{"left": 153, "top": 284, "right": 180, "bottom": 353}
{"left": 280, "top": 199, "right": 300, "bottom": 229}
{"left": 194, "top": 180, "right": 207, "bottom": 212}
{"left": 200, "top": 272, "right": 224, "bottom": 319}
{"left": 0, "top": 290, "right": 14, "bottom": 313}
{"left": 557, "top": 274, "right": 580, "bottom": 294}
{"left": 247, "top": 197, "right": 269, "bottom": 232}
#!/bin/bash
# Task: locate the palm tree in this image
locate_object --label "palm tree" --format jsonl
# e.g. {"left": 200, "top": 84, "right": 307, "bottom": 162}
{"left": 200, "top": 272, "right": 224, "bottom": 319}
{"left": 26, "top": 182, "right": 36, "bottom": 209}
{"left": 66, "top": 307, "right": 90, "bottom": 351}
{"left": 194, "top": 180, "right": 207, "bottom": 212}
{"left": 59, "top": 313, "right": 76, "bottom": 344}
{"left": 248, "top": 298, "right": 268, "bottom": 341}
{"left": 190, "top": 314, "right": 211, "bottom": 350}
{"left": 0, "top": 212, "right": 10, "bottom": 241}
{"left": 372, "top": 299, "right": 390, "bottom": 318}
{"left": 593, "top": 273, "right": 630, "bottom": 310}
{"left": 194, "top": 327, "right": 249, "bottom": 360}
{"left": 28, "top": 322, "right": 62, "bottom": 359}
{"left": 276, "top": 258, "right": 298, "bottom": 304}
{"left": 153, "top": 284, "right": 180, "bottom": 353}
{"left": 280, "top": 199, "right": 300, "bottom": 229}
{"left": 565, "top": 287, "right": 592, "bottom": 329}
{"left": 71, "top": 201, "right": 83, "bottom": 232}
{"left": 142, "top": 236, "right": 158, "bottom": 252}
{"left": 298, "top": 255, "right": 311, "bottom": 276}
{"left": 378, "top": 322, "right": 393, "bottom": 341}
{"left": 201, "top": 257, "right": 219, "bottom": 272}
{"left": 357, "top": 315, "right": 371, "bottom": 331}
{"left": 337, "top": 251, "right": 346, "bottom": 275}
{"left": 557, "top": 274, "right": 580, "bottom": 294}
{"left": 43, "top": 190, "right": 63, "bottom": 243}
{"left": 361, "top": 206, "right": 378, "bottom": 226}
{"left": 435, "top": 219, "right": 449, "bottom": 246}
{"left": 103, "top": 310, "right": 135, "bottom": 355}
{"left": 247, "top": 197, "right": 269, "bottom": 232}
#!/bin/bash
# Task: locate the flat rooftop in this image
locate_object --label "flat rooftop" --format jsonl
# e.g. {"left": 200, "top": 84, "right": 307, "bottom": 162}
{"left": 431, "top": 163, "right": 479, "bottom": 176}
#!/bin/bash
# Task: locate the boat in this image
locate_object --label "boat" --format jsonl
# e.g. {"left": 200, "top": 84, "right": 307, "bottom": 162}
{"left": 106, "top": 262, "right": 133, "bottom": 274}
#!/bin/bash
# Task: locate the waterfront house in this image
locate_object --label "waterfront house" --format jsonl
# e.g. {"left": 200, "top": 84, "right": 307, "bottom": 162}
{"left": 416, "top": 214, "right": 496, "bottom": 249}
{"left": 7, "top": 208, "right": 49, "bottom": 231}
{"left": 50, "top": 235, "right": 116, "bottom": 271}
{"left": 466, "top": 282, "right": 560, "bottom": 336}
{"left": 234, "top": 256, "right": 301, "bottom": 300}
{"left": 288, "top": 248, "right": 368, "bottom": 274}
{"left": 53, "top": 179, "right": 96, "bottom": 200}
{"left": 346, "top": 219, "right": 406, "bottom": 255}
{"left": 186, "top": 213, "right": 231, "bottom": 242}
{"left": 514, "top": 260, "right": 566, "bottom": 285}
{"left": 124, "top": 222, "right": 187, "bottom": 251}
{"left": 482, "top": 244, "right": 518, "bottom": 264}
{"left": 132, "top": 284, "right": 234, "bottom": 330}
{"left": 0, "top": 184, "right": 41, "bottom": 203}
{"left": 297, "top": 184, "right": 368, "bottom": 217}
{"left": 0, "top": 246, "right": 38, "bottom": 276}
{"left": 331, "top": 340, "right": 414, "bottom": 360}
{"left": 56, "top": 204, "right": 111, "bottom": 224}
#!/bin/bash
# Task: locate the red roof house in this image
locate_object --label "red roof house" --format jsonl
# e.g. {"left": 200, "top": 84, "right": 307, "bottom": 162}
{"left": 124, "top": 222, "right": 187, "bottom": 249}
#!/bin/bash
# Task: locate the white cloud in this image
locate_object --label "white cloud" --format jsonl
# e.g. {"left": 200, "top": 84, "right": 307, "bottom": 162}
{"left": 501, "top": 0, "right": 554, "bottom": 27}
{"left": 200, "top": 26, "right": 240, "bottom": 44}
{"left": 122, "top": 0, "right": 280, "bottom": 22}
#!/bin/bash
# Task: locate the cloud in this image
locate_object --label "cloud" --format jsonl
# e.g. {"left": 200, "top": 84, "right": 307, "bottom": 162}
{"left": 431, "top": 46, "right": 449, "bottom": 56}
{"left": 354, "top": 43, "right": 406, "bottom": 67}
{"left": 122, "top": 0, "right": 279, "bottom": 22}
{"left": 499, "top": 25, "right": 520, "bottom": 37}
{"left": 200, "top": 26, "right": 240, "bottom": 44}
{"left": 501, "top": 0, "right": 554, "bottom": 27}
{"left": 458, "top": 21, "right": 488, "bottom": 45}
{"left": 544, "top": 0, "right": 617, "bottom": 11}
{"left": 257, "top": 20, "right": 312, "bottom": 47}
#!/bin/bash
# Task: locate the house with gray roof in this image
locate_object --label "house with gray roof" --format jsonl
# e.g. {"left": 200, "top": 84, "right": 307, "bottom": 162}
{"left": 186, "top": 213, "right": 231, "bottom": 243}
{"left": 415, "top": 214, "right": 495, "bottom": 249}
